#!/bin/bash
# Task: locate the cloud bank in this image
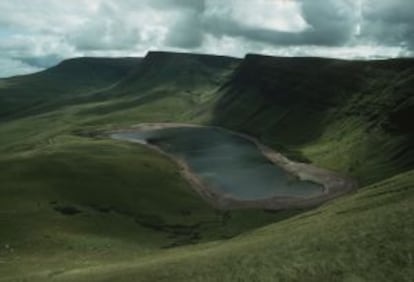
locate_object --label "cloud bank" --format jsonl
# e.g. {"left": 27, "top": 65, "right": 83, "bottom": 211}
{"left": 0, "top": 0, "right": 413, "bottom": 77}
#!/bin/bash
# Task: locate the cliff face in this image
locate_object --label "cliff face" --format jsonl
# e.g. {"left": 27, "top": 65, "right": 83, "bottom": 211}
{"left": 212, "top": 55, "right": 414, "bottom": 184}
{"left": 113, "top": 51, "right": 240, "bottom": 95}
{"left": 216, "top": 54, "right": 414, "bottom": 112}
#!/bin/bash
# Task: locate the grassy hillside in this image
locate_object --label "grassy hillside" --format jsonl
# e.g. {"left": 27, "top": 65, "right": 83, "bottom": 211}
{"left": 2, "top": 158, "right": 412, "bottom": 281}
{"left": 114, "top": 51, "right": 239, "bottom": 93}
{"left": 30, "top": 169, "right": 414, "bottom": 282}
{"left": 75, "top": 51, "right": 240, "bottom": 120}
{"left": 0, "top": 57, "right": 141, "bottom": 120}
{"left": 212, "top": 55, "right": 414, "bottom": 185}
{"left": 0, "top": 52, "right": 413, "bottom": 281}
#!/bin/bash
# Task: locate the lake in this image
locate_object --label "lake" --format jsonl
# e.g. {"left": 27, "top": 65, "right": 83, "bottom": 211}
{"left": 111, "top": 126, "right": 323, "bottom": 200}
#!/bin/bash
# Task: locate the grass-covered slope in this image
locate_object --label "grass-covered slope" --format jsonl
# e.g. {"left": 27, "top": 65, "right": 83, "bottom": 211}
{"left": 0, "top": 115, "right": 293, "bottom": 281}
{"left": 0, "top": 57, "right": 141, "bottom": 120}
{"left": 115, "top": 51, "right": 240, "bottom": 93}
{"left": 0, "top": 52, "right": 413, "bottom": 281}
{"left": 4, "top": 167, "right": 413, "bottom": 281}
{"left": 212, "top": 55, "right": 414, "bottom": 185}
{"left": 76, "top": 51, "right": 240, "bottom": 119}
{"left": 65, "top": 170, "right": 414, "bottom": 282}
{"left": 0, "top": 53, "right": 282, "bottom": 281}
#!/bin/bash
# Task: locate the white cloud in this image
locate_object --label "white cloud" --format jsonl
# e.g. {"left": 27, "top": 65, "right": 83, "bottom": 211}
{"left": 260, "top": 44, "right": 411, "bottom": 60}
{"left": 204, "top": 0, "right": 307, "bottom": 32}
{"left": 0, "top": 0, "right": 412, "bottom": 77}
{"left": 0, "top": 57, "right": 42, "bottom": 77}
{"left": 0, "top": 0, "right": 97, "bottom": 33}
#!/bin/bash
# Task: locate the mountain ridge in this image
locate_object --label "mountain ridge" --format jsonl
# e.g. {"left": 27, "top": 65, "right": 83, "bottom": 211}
{"left": 0, "top": 50, "right": 413, "bottom": 281}
{"left": 213, "top": 53, "right": 414, "bottom": 184}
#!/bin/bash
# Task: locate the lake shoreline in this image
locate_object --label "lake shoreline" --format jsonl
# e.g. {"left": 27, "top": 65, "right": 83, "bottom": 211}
{"left": 106, "top": 123, "right": 358, "bottom": 210}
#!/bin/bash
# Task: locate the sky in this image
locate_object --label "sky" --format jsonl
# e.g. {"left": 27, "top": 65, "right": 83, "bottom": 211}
{"left": 0, "top": 0, "right": 413, "bottom": 77}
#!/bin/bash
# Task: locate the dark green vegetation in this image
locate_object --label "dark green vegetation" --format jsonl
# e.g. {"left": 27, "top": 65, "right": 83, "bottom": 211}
{"left": 213, "top": 55, "right": 414, "bottom": 185}
{"left": 0, "top": 57, "right": 141, "bottom": 120}
{"left": 0, "top": 51, "right": 413, "bottom": 281}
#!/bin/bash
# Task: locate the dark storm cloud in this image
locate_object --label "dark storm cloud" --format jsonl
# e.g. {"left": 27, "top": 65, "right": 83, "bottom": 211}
{"left": 150, "top": 0, "right": 205, "bottom": 12}
{"left": 299, "top": 0, "right": 356, "bottom": 45}
{"left": 67, "top": 2, "right": 142, "bottom": 51}
{"left": 165, "top": 11, "right": 204, "bottom": 48}
{"left": 201, "top": 17, "right": 303, "bottom": 46}
{"left": 156, "top": 0, "right": 207, "bottom": 48}
{"left": 164, "top": 0, "right": 357, "bottom": 49}
{"left": 164, "top": 0, "right": 413, "bottom": 51}
{"left": 19, "top": 54, "right": 62, "bottom": 68}
{"left": 363, "top": 0, "right": 414, "bottom": 24}
{"left": 361, "top": 0, "right": 414, "bottom": 48}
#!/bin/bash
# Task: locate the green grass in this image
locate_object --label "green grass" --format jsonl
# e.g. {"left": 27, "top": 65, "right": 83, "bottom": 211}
{"left": 0, "top": 57, "right": 140, "bottom": 120}
{"left": 213, "top": 56, "right": 414, "bottom": 185}
{"left": 0, "top": 115, "right": 297, "bottom": 281}
{"left": 2, "top": 169, "right": 412, "bottom": 282}
{"left": 0, "top": 53, "right": 413, "bottom": 281}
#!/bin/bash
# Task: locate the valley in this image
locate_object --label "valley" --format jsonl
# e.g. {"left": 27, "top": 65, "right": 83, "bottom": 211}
{"left": 110, "top": 123, "right": 355, "bottom": 209}
{"left": 0, "top": 51, "right": 412, "bottom": 281}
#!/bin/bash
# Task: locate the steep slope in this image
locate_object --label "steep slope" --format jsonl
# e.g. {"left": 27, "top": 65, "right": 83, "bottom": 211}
{"left": 115, "top": 51, "right": 240, "bottom": 94}
{"left": 212, "top": 55, "right": 414, "bottom": 185}
{"left": 0, "top": 57, "right": 141, "bottom": 120}
{"left": 76, "top": 52, "right": 240, "bottom": 118}
{"left": 21, "top": 169, "right": 412, "bottom": 282}
{"left": 0, "top": 51, "right": 413, "bottom": 282}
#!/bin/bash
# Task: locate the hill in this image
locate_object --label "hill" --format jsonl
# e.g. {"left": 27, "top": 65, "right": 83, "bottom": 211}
{"left": 0, "top": 51, "right": 412, "bottom": 281}
{"left": 75, "top": 51, "right": 240, "bottom": 119}
{"left": 212, "top": 54, "right": 414, "bottom": 185}
{"left": 0, "top": 57, "right": 141, "bottom": 120}
{"left": 116, "top": 51, "right": 240, "bottom": 93}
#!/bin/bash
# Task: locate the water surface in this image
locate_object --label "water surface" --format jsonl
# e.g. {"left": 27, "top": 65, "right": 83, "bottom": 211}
{"left": 112, "top": 127, "right": 323, "bottom": 200}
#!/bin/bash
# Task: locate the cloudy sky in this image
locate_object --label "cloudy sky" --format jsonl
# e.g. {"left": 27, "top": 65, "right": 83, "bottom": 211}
{"left": 0, "top": 0, "right": 413, "bottom": 77}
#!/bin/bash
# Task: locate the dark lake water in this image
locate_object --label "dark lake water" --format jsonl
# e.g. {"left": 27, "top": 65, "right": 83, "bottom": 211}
{"left": 111, "top": 127, "right": 323, "bottom": 200}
